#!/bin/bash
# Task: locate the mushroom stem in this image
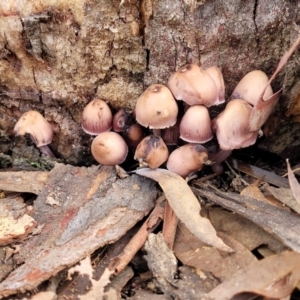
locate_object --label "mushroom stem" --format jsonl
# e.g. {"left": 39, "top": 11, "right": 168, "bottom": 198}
{"left": 209, "top": 149, "right": 232, "bottom": 173}
{"left": 153, "top": 128, "right": 161, "bottom": 136}
{"left": 38, "top": 145, "right": 56, "bottom": 159}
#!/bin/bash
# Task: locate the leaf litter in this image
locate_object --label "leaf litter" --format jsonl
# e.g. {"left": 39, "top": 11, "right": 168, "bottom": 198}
{"left": 1, "top": 157, "right": 300, "bottom": 299}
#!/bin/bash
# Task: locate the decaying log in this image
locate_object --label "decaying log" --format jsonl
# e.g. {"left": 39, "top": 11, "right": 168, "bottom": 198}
{"left": 1, "top": 1, "right": 300, "bottom": 163}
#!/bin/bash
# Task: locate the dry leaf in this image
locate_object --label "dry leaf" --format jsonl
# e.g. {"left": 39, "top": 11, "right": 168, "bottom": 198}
{"left": 267, "top": 185, "right": 300, "bottom": 214}
{"left": 174, "top": 222, "right": 257, "bottom": 281}
{"left": 240, "top": 183, "right": 269, "bottom": 202}
{"left": 208, "top": 207, "right": 285, "bottom": 253}
{"left": 287, "top": 159, "right": 300, "bottom": 204}
{"left": 195, "top": 185, "right": 300, "bottom": 252}
{"left": 206, "top": 251, "right": 300, "bottom": 300}
{"left": 249, "top": 35, "right": 300, "bottom": 132}
{"left": 135, "top": 168, "right": 233, "bottom": 253}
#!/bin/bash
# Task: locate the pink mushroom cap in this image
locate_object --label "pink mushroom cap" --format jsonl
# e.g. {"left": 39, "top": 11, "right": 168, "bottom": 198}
{"left": 81, "top": 99, "right": 112, "bottom": 135}
{"left": 167, "top": 64, "right": 219, "bottom": 107}
{"left": 91, "top": 132, "right": 128, "bottom": 166}
{"left": 135, "top": 84, "right": 178, "bottom": 129}
{"left": 212, "top": 99, "right": 259, "bottom": 150}
{"left": 179, "top": 105, "right": 213, "bottom": 143}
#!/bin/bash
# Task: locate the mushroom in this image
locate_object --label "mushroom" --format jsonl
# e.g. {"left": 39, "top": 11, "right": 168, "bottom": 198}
{"left": 179, "top": 105, "right": 213, "bottom": 143}
{"left": 212, "top": 99, "right": 258, "bottom": 151}
{"left": 135, "top": 84, "right": 178, "bottom": 136}
{"left": 123, "top": 123, "right": 145, "bottom": 150}
{"left": 91, "top": 132, "right": 128, "bottom": 166}
{"left": 204, "top": 66, "right": 225, "bottom": 105}
{"left": 209, "top": 35, "right": 300, "bottom": 173}
{"left": 230, "top": 70, "right": 273, "bottom": 106}
{"left": 134, "top": 135, "right": 169, "bottom": 169}
{"left": 210, "top": 99, "right": 259, "bottom": 173}
{"left": 167, "top": 64, "right": 219, "bottom": 107}
{"left": 14, "top": 110, "right": 55, "bottom": 158}
{"left": 166, "top": 144, "right": 209, "bottom": 178}
{"left": 113, "top": 108, "right": 133, "bottom": 132}
{"left": 81, "top": 99, "right": 112, "bottom": 135}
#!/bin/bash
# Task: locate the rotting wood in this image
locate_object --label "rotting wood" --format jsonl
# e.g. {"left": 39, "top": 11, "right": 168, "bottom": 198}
{"left": 0, "top": 171, "right": 49, "bottom": 194}
{"left": 0, "top": 164, "right": 158, "bottom": 299}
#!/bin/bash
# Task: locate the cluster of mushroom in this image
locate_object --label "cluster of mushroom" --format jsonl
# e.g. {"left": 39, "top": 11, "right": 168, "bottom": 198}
{"left": 81, "top": 62, "right": 279, "bottom": 179}
{"left": 13, "top": 64, "right": 278, "bottom": 179}
{"left": 13, "top": 35, "right": 300, "bottom": 178}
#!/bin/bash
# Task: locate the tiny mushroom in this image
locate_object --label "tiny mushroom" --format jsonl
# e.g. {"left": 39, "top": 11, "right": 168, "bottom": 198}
{"left": 212, "top": 99, "right": 258, "bottom": 151}
{"left": 134, "top": 135, "right": 169, "bottom": 169}
{"left": 113, "top": 108, "right": 133, "bottom": 132}
{"left": 230, "top": 70, "right": 273, "bottom": 106}
{"left": 210, "top": 99, "right": 259, "bottom": 173}
{"left": 123, "top": 123, "right": 145, "bottom": 151}
{"left": 135, "top": 84, "right": 178, "bottom": 136}
{"left": 14, "top": 110, "right": 55, "bottom": 158}
{"left": 167, "top": 64, "right": 220, "bottom": 107}
{"left": 91, "top": 132, "right": 128, "bottom": 166}
{"left": 81, "top": 99, "right": 112, "bottom": 135}
{"left": 166, "top": 144, "right": 209, "bottom": 178}
{"left": 179, "top": 105, "right": 213, "bottom": 143}
{"left": 204, "top": 66, "right": 226, "bottom": 105}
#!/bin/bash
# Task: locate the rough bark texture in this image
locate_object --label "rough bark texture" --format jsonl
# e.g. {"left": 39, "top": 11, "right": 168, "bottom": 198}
{"left": 1, "top": 0, "right": 300, "bottom": 165}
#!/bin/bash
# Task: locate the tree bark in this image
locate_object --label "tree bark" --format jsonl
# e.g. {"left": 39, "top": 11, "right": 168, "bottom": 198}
{"left": 1, "top": 0, "right": 300, "bottom": 165}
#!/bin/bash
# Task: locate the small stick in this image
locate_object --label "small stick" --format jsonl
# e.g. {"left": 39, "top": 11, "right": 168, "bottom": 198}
{"left": 109, "top": 196, "right": 165, "bottom": 274}
{"left": 162, "top": 201, "right": 178, "bottom": 250}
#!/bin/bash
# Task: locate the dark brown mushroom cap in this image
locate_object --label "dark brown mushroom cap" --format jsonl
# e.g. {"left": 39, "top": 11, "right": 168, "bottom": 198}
{"left": 135, "top": 84, "right": 178, "bottom": 129}
{"left": 81, "top": 99, "right": 112, "bottom": 135}
{"left": 167, "top": 64, "right": 219, "bottom": 107}
{"left": 212, "top": 99, "right": 258, "bottom": 150}
{"left": 14, "top": 110, "right": 53, "bottom": 147}
{"left": 134, "top": 135, "right": 169, "bottom": 169}
{"left": 113, "top": 108, "right": 133, "bottom": 132}
{"left": 179, "top": 105, "right": 213, "bottom": 143}
{"left": 123, "top": 124, "right": 145, "bottom": 150}
{"left": 230, "top": 70, "right": 273, "bottom": 106}
{"left": 91, "top": 132, "right": 128, "bottom": 166}
{"left": 166, "top": 144, "right": 208, "bottom": 178}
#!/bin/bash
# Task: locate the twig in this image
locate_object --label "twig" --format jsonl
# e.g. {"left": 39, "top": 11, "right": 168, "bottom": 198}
{"left": 109, "top": 196, "right": 165, "bottom": 274}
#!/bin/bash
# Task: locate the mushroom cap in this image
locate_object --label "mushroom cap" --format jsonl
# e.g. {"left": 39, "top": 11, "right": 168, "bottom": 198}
{"left": 91, "top": 132, "right": 128, "bottom": 166}
{"left": 166, "top": 144, "right": 208, "bottom": 177}
{"left": 230, "top": 70, "right": 273, "bottom": 106}
{"left": 81, "top": 99, "right": 112, "bottom": 135}
{"left": 113, "top": 108, "right": 133, "bottom": 132}
{"left": 134, "top": 135, "right": 169, "bottom": 169}
{"left": 179, "top": 105, "right": 213, "bottom": 143}
{"left": 167, "top": 64, "right": 219, "bottom": 107}
{"left": 212, "top": 99, "right": 258, "bottom": 150}
{"left": 205, "top": 66, "right": 225, "bottom": 105}
{"left": 123, "top": 124, "right": 145, "bottom": 150}
{"left": 14, "top": 110, "right": 53, "bottom": 147}
{"left": 135, "top": 84, "right": 178, "bottom": 129}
